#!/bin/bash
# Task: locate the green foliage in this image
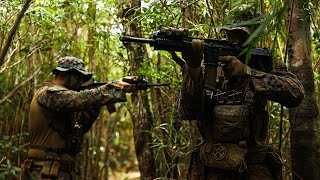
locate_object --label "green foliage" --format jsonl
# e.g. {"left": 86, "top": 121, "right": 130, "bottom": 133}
{"left": 0, "top": 134, "right": 28, "bottom": 179}
{"left": 0, "top": 159, "right": 21, "bottom": 179}
{"left": 1, "top": 0, "right": 319, "bottom": 179}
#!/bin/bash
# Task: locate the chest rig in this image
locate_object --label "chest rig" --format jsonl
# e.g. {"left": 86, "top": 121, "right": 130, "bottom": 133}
{"left": 197, "top": 65, "right": 254, "bottom": 172}
{"left": 201, "top": 64, "right": 254, "bottom": 144}
{"left": 195, "top": 46, "right": 272, "bottom": 173}
{"left": 215, "top": 66, "right": 253, "bottom": 143}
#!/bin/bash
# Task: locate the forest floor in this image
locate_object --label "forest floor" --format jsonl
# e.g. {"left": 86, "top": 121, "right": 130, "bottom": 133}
{"left": 108, "top": 171, "right": 140, "bottom": 180}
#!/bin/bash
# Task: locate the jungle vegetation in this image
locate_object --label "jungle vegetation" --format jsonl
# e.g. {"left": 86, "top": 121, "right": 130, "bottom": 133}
{"left": 0, "top": 0, "right": 319, "bottom": 179}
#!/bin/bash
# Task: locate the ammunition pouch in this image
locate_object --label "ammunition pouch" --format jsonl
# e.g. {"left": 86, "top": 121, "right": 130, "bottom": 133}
{"left": 199, "top": 141, "right": 247, "bottom": 172}
{"left": 266, "top": 147, "right": 282, "bottom": 180}
{"left": 213, "top": 105, "right": 250, "bottom": 142}
{"left": 40, "top": 157, "right": 60, "bottom": 178}
{"left": 20, "top": 156, "right": 75, "bottom": 179}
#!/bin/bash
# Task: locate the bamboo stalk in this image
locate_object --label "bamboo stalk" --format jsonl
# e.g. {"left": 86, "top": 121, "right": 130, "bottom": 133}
{"left": 0, "top": 69, "right": 40, "bottom": 104}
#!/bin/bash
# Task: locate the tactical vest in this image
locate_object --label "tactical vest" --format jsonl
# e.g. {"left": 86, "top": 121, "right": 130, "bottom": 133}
{"left": 28, "top": 84, "right": 82, "bottom": 160}
{"left": 197, "top": 67, "right": 269, "bottom": 172}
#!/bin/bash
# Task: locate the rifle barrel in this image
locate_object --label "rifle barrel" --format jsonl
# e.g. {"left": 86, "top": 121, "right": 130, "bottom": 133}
{"left": 146, "top": 83, "right": 169, "bottom": 87}
{"left": 120, "top": 36, "right": 154, "bottom": 44}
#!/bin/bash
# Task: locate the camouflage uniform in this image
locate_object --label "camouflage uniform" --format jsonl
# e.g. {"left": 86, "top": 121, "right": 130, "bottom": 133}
{"left": 178, "top": 5, "right": 304, "bottom": 180}
{"left": 178, "top": 62, "right": 305, "bottom": 179}
{"left": 19, "top": 57, "right": 127, "bottom": 180}
{"left": 176, "top": 5, "right": 305, "bottom": 179}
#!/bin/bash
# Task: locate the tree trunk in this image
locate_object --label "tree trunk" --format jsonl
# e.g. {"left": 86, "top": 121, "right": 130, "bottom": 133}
{"left": 86, "top": 1, "right": 97, "bottom": 72}
{"left": 120, "top": 0, "right": 156, "bottom": 179}
{"left": 288, "top": 0, "right": 320, "bottom": 179}
{"left": 0, "top": 0, "right": 32, "bottom": 67}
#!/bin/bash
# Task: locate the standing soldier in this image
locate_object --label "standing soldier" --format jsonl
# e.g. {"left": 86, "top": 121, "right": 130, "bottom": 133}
{"left": 19, "top": 56, "right": 135, "bottom": 179}
{"left": 176, "top": 6, "right": 305, "bottom": 180}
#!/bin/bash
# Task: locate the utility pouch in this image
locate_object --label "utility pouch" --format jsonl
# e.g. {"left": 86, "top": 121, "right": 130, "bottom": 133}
{"left": 199, "top": 141, "right": 247, "bottom": 172}
{"left": 213, "top": 105, "right": 250, "bottom": 142}
{"left": 40, "top": 157, "right": 60, "bottom": 178}
{"left": 49, "top": 158, "right": 60, "bottom": 177}
{"left": 40, "top": 160, "right": 52, "bottom": 177}
{"left": 266, "top": 147, "right": 282, "bottom": 180}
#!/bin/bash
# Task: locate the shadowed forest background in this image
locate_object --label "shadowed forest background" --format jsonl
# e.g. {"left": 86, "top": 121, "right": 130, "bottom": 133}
{"left": 1, "top": 0, "right": 320, "bottom": 179}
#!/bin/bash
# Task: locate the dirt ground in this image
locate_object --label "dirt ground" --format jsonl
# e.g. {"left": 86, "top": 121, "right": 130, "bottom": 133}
{"left": 108, "top": 171, "right": 140, "bottom": 180}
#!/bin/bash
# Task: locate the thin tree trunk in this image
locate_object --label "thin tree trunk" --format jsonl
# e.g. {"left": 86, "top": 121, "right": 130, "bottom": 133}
{"left": 288, "top": 0, "right": 320, "bottom": 179}
{"left": 120, "top": 0, "right": 156, "bottom": 179}
{"left": 86, "top": 1, "right": 97, "bottom": 72}
{"left": 0, "top": 0, "right": 32, "bottom": 67}
{"left": 86, "top": 3, "right": 99, "bottom": 179}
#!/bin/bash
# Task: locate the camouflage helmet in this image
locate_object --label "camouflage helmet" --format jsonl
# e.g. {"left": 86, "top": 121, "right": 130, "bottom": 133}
{"left": 221, "top": 4, "right": 261, "bottom": 35}
{"left": 53, "top": 56, "right": 92, "bottom": 82}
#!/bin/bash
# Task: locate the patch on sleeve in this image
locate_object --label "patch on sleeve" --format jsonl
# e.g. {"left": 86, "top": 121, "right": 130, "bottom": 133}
{"left": 46, "top": 85, "right": 68, "bottom": 92}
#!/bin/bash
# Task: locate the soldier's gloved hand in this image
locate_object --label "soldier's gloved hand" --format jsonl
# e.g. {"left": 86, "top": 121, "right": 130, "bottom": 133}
{"left": 121, "top": 76, "right": 138, "bottom": 84}
{"left": 114, "top": 77, "right": 136, "bottom": 93}
{"left": 182, "top": 39, "right": 205, "bottom": 68}
{"left": 218, "top": 56, "right": 251, "bottom": 77}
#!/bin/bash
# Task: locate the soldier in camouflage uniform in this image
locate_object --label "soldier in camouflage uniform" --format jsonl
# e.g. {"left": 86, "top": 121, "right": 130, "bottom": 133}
{"left": 176, "top": 6, "right": 305, "bottom": 180}
{"left": 19, "top": 56, "right": 135, "bottom": 180}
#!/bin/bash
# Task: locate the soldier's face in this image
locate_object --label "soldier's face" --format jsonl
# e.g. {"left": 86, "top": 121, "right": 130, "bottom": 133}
{"left": 66, "top": 71, "right": 84, "bottom": 90}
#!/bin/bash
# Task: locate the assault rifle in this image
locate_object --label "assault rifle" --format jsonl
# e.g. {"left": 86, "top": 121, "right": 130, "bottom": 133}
{"left": 81, "top": 76, "right": 168, "bottom": 113}
{"left": 81, "top": 76, "right": 169, "bottom": 91}
{"left": 120, "top": 28, "right": 272, "bottom": 91}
